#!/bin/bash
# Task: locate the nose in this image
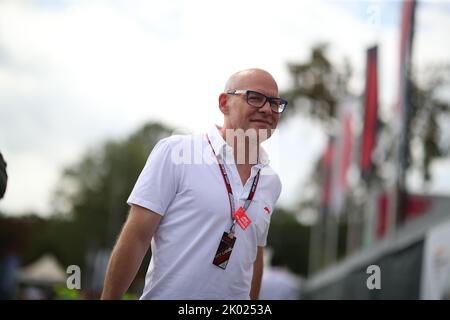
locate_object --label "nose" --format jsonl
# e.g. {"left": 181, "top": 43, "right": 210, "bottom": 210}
{"left": 259, "top": 100, "right": 273, "bottom": 115}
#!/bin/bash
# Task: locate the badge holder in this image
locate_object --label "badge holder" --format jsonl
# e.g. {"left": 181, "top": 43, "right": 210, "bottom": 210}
{"left": 212, "top": 231, "right": 236, "bottom": 270}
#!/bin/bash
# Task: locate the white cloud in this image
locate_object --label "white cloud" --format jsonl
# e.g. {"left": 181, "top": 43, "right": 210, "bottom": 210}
{"left": 415, "top": 3, "right": 450, "bottom": 71}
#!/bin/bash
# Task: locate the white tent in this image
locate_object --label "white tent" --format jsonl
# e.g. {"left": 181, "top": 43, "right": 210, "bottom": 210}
{"left": 18, "top": 254, "right": 66, "bottom": 285}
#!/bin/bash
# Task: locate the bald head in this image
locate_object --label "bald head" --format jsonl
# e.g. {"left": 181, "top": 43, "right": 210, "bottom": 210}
{"left": 218, "top": 68, "right": 281, "bottom": 140}
{"left": 224, "top": 68, "right": 279, "bottom": 96}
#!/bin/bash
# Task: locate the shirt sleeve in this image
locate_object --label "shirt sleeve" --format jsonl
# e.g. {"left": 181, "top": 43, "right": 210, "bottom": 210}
{"left": 258, "top": 174, "right": 282, "bottom": 247}
{"left": 127, "top": 137, "right": 179, "bottom": 216}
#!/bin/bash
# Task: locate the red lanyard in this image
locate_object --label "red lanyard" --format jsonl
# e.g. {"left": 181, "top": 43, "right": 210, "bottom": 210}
{"left": 206, "top": 134, "right": 260, "bottom": 235}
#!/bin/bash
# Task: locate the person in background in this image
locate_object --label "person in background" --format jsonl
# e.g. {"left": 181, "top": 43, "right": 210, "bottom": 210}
{"left": 259, "top": 248, "right": 302, "bottom": 300}
{"left": 0, "top": 151, "right": 7, "bottom": 200}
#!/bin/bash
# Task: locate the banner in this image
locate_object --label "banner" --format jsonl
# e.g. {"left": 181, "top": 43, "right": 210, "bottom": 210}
{"left": 330, "top": 100, "right": 354, "bottom": 217}
{"left": 360, "top": 46, "right": 378, "bottom": 181}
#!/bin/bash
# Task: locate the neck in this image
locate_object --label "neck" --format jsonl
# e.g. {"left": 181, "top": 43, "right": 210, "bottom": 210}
{"left": 219, "top": 126, "right": 260, "bottom": 166}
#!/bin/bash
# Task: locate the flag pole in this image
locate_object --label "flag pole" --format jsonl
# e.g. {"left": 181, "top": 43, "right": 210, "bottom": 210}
{"left": 390, "top": 0, "right": 417, "bottom": 236}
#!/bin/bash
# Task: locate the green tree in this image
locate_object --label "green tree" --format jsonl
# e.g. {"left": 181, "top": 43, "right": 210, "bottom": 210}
{"left": 48, "top": 121, "right": 173, "bottom": 293}
{"left": 266, "top": 208, "right": 310, "bottom": 276}
{"left": 280, "top": 44, "right": 450, "bottom": 273}
{"left": 408, "top": 65, "right": 450, "bottom": 183}
{"left": 282, "top": 44, "right": 352, "bottom": 128}
{"left": 280, "top": 45, "right": 353, "bottom": 272}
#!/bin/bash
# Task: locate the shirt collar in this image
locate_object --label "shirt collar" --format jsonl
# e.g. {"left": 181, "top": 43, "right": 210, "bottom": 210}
{"left": 206, "top": 125, "right": 270, "bottom": 167}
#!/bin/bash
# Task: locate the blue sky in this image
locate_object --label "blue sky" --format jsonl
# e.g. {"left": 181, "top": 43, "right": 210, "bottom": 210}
{"left": 0, "top": 0, "right": 449, "bottom": 217}
{"left": 327, "top": 0, "right": 401, "bottom": 27}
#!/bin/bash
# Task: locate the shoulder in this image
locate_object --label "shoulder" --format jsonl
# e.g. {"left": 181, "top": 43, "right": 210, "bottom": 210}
{"left": 261, "top": 166, "right": 282, "bottom": 188}
{"left": 155, "top": 133, "right": 203, "bottom": 148}
{"left": 151, "top": 134, "right": 199, "bottom": 155}
{"left": 149, "top": 133, "right": 204, "bottom": 167}
{"left": 155, "top": 134, "right": 188, "bottom": 148}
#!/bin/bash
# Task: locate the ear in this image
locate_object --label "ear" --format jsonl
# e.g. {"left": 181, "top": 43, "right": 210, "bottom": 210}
{"left": 218, "top": 93, "right": 229, "bottom": 115}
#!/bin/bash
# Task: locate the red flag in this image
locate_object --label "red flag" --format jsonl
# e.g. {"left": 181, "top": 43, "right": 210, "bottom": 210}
{"left": 377, "top": 192, "right": 389, "bottom": 239}
{"left": 330, "top": 101, "right": 354, "bottom": 217}
{"left": 360, "top": 46, "right": 379, "bottom": 180}
{"left": 405, "top": 195, "right": 432, "bottom": 219}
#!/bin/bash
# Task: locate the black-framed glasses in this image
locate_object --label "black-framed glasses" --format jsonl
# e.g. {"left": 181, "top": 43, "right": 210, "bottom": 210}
{"left": 227, "top": 89, "right": 288, "bottom": 114}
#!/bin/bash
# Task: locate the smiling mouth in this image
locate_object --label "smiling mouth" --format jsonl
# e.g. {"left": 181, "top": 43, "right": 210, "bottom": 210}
{"left": 250, "top": 120, "right": 272, "bottom": 125}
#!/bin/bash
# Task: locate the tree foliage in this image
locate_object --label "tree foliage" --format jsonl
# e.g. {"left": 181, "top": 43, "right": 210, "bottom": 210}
{"left": 20, "top": 122, "right": 173, "bottom": 288}
{"left": 283, "top": 44, "right": 450, "bottom": 199}
{"left": 266, "top": 208, "right": 310, "bottom": 276}
{"left": 282, "top": 44, "right": 352, "bottom": 129}
{"left": 280, "top": 44, "right": 450, "bottom": 272}
{"left": 409, "top": 65, "right": 450, "bottom": 182}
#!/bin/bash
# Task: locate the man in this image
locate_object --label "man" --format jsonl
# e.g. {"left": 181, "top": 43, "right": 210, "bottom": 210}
{"left": 0, "top": 151, "right": 7, "bottom": 200}
{"left": 101, "top": 68, "right": 287, "bottom": 300}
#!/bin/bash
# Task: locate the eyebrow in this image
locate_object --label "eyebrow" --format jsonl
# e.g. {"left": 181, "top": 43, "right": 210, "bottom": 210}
{"left": 251, "top": 90, "right": 280, "bottom": 99}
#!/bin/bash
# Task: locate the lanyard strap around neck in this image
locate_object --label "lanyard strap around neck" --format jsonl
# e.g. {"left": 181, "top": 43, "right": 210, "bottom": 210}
{"left": 206, "top": 134, "right": 260, "bottom": 233}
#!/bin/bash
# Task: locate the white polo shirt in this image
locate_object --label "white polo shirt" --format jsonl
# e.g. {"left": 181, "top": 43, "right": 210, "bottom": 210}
{"left": 127, "top": 126, "right": 282, "bottom": 300}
